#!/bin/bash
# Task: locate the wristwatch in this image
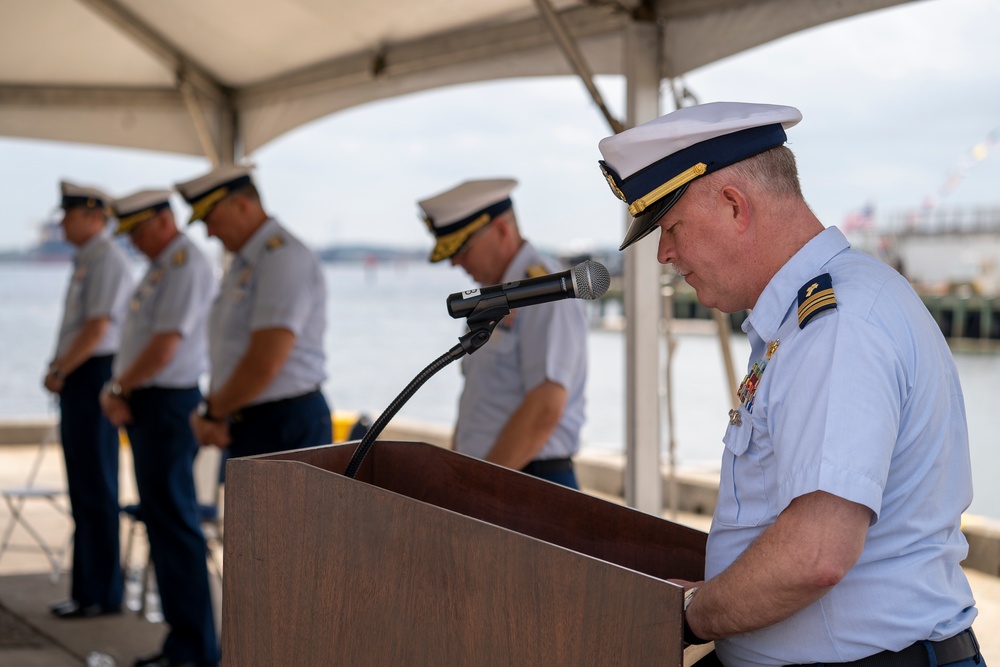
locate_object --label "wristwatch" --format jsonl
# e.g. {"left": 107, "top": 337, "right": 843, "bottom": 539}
{"left": 106, "top": 380, "right": 130, "bottom": 401}
{"left": 196, "top": 400, "right": 226, "bottom": 423}
{"left": 682, "top": 587, "right": 709, "bottom": 645}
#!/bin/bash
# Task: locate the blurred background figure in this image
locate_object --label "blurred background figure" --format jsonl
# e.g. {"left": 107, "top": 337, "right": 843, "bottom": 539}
{"left": 176, "top": 165, "right": 332, "bottom": 458}
{"left": 45, "top": 180, "right": 132, "bottom": 619}
{"left": 100, "top": 189, "right": 220, "bottom": 667}
{"left": 417, "top": 178, "right": 588, "bottom": 488}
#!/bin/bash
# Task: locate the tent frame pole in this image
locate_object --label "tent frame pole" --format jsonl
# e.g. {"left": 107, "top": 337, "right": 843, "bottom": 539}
{"left": 622, "top": 18, "right": 663, "bottom": 515}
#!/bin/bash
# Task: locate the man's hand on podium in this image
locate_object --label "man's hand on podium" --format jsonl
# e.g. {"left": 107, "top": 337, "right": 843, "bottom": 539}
{"left": 669, "top": 578, "right": 709, "bottom": 646}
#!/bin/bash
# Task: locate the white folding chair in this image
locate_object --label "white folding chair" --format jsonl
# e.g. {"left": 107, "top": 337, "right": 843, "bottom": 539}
{"left": 0, "top": 418, "right": 72, "bottom": 582}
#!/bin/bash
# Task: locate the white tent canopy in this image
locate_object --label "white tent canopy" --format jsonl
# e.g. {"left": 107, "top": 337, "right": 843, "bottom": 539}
{"left": 1, "top": 0, "right": 915, "bottom": 513}
{"left": 2, "top": 0, "right": 912, "bottom": 159}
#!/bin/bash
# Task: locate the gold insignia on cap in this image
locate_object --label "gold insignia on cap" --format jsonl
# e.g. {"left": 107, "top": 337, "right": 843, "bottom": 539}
{"left": 600, "top": 163, "right": 627, "bottom": 203}
{"left": 172, "top": 249, "right": 187, "bottom": 266}
{"left": 429, "top": 213, "right": 490, "bottom": 263}
{"left": 116, "top": 207, "right": 157, "bottom": 235}
{"left": 190, "top": 187, "right": 229, "bottom": 222}
{"left": 266, "top": 235, "right": 285, "bottom": 250}
{"left": 628, "top": 163, "right": 707, "bottom": 217}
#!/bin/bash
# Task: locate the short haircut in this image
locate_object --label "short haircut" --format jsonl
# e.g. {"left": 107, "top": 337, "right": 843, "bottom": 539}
{"left": 229, "top": 182, "right": 262, "bottom": 203}
{"left": 723, "top": 145, "right": 803, "bottom": 199}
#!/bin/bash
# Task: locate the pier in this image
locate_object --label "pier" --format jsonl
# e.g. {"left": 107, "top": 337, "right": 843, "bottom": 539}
{"left": 598, "top": 267, "right": 1000, "bottom": 348}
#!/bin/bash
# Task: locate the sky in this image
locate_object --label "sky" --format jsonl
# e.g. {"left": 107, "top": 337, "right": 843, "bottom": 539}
{"left": 1, "top": 0, "right": 998, "bottom": 255}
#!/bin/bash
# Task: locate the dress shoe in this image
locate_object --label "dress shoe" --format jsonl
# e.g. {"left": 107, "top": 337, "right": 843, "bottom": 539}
{"left": 133, "top": 653, "right": 219, "bottom": 667}
{"left": 49, "top": 600, "right": 122, "bottom": 619}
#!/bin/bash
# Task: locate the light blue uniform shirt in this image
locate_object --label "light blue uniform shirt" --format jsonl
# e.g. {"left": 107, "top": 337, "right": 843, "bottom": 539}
{"left": 55, "top": 230, "right": 133, "bottom": 359}
{"left": 455, "top": 242, "right": 587, "bottom": 461}
{"left": 113, "top": 233, "right": 215, "bottom": 388}
{"left": 708, "top": 227, "right": 977, "bottom": 666}
{"left": 208, "top": 218, "right": 327, "bottom": 405}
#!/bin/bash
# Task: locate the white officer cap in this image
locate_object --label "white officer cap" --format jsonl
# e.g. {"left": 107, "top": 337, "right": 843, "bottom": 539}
{"left": 598, "top": 102, "right": 802, "bottom": 251}
{"left": 112, "top": 189, "right": 174, "bottom": 235}
{"left": 417, "top": 178, "right": 517, "bottom": 263}
{"left": 59, "top": 180, "right": 111, "bottom": 213}
{"left": 175, "top": 164, "right": 255, "bottom": 223}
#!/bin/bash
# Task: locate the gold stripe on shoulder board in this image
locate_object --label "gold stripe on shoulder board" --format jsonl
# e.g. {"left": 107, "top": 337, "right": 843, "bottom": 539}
{"left": 526, "top": 263, "right": 548, "bottom": 279}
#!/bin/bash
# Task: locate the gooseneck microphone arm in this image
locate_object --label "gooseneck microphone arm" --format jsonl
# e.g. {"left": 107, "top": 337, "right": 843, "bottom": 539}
{"left": 343, "top": 260, "right": 609, "bottom": 478}
{"left": 343, "top": 295, "right": 512, "bottom": 478}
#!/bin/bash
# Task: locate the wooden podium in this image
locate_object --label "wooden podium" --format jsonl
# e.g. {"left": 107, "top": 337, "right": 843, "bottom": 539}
{"left": 221, "top": 441, "right": 715, "bottom": 666}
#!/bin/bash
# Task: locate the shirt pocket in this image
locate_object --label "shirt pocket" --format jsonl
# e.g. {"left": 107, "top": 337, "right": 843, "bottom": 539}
{"left": 479, "top": 326, "right": 517, "bottom": 360}
{"left": 717, "top": 411, "right": 772, "bottom": 527}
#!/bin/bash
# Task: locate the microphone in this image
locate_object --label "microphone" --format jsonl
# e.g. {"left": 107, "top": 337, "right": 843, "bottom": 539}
{"left": 447, "top": 260, "right": 611, "bottom": 319}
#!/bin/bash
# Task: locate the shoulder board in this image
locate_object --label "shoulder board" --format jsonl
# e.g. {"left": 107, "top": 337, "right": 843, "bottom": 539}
{"left": 265, "top": 235, "right": 286, "bottom": 251}
{"left": 797, "top": 272, "right": 837, "bottom": 329}
{"left": 526, "top": 263, "right": 548, "bottom": 279}
{"left": 171, "top": 248, "right": 187, "bottom": 266}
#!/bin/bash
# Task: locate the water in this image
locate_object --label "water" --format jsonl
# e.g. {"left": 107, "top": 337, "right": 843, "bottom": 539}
{"left": 2, "top": 261, "right": 998, "bottom": 519}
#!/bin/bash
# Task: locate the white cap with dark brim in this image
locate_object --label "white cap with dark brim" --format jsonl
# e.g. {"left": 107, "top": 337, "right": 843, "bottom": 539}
{"left": 59, "top": 180, "right": 111, "bottom": 213}
{"left": 112, "top": 189, "right": 173, "bottom": 235}
{"left": 175, "top": 164, "right": 255, "bottom": 223}
{"left": 598, "top": 102, "right": 802, "bottom": 251}
{"left": 417, "top": 178, "right": 517, "bottom": 262}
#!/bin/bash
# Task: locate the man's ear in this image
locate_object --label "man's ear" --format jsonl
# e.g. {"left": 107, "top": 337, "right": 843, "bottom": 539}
{"left": 232, "top": 194, "right": 250, "bottom": 216}
{"left": 493, "top": 215, "right": 512, "bottom": 241}
{"left": 720, "top": 185, "right": 752, "bottom": 232}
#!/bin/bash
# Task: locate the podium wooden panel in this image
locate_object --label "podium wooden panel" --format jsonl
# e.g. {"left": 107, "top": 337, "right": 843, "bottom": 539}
{"left": 222, "top": 441, "right": 711, "bottom": 666}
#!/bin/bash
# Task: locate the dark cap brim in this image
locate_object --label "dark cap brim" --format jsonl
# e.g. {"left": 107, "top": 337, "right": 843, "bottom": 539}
{"left": 618, "top": 183, "right": 690, "bottom": 251}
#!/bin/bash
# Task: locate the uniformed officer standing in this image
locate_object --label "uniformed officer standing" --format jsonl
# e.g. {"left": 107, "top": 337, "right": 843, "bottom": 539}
{"left": 44, "top": 181, "right": 133, "bottom": 619}
{"left": 417, "top": 179, "right": 587, "bottom": 488}
{"left": 597, "top": 102, "right": 984, "bottom": 665}
{"left": 99, "top": 190, "right": 220, "bottom": 667}
{"left": 175, "top": 166, "right": 332, "bottom": 457}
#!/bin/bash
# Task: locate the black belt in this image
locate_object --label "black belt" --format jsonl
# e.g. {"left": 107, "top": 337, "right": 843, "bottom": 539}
{"left": 786, "top": 628, "right": 980, "bottom": 667}
{"left": 131, "top": 385, "right": 198, "bottom": 395}
{"left": 230, "top": 389, "right": 322, "bottom": 423}
{"left": 521, "top": 457, "right": 574, "bottom": 475}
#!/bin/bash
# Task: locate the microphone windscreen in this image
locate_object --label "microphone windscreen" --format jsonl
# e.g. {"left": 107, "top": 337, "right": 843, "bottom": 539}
{"left": 572, "top": 260, "right": 611, "bottom": 300}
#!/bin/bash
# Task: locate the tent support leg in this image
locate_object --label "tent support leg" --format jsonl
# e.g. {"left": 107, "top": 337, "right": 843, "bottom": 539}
{"left": 623, "top": 19, "right": 663, "bottom": 515}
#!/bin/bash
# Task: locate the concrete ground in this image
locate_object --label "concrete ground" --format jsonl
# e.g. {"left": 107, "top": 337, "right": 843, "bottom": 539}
{"left": 1, "top": 442, "right": 997, "bottom": 665}
{"left": 0, "top": 442, "right": 221, "bottom": 667}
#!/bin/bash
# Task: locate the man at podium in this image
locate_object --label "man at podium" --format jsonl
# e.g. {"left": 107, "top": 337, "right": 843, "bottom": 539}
{"left": 417, "top": 179, "right": 588, "bottom": 489}
{"left": 598, "top": 103, "right": 984, "bottom": 665}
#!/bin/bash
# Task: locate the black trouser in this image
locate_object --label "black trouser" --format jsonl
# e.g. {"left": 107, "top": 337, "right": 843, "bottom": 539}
{"left": 520, "top": 457, "right": 578, "bottom": 489}
{"left": 127, "top": 386, "right": 220, "bottom": 665}
{"left": 223, "top": 389, "right": 332, "bottom": 461}
{"left": 59, "top": 354, "right": 122, "bottom": 608}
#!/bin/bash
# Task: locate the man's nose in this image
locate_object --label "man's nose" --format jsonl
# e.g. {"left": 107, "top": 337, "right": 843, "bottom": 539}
{"left": 656, "top": 228, "right": 674, "bottom": 265}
